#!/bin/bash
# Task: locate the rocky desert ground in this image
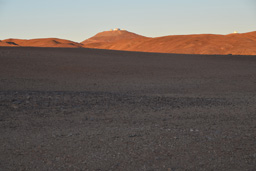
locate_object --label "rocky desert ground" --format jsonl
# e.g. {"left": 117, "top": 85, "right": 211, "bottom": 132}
{"left": 0, "top": 47, "right": 255, "bottom": 170}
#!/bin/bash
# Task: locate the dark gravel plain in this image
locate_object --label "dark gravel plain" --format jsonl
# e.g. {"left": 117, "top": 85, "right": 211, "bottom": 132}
{"left": 0, "top": 47, "right": 256, "bottom": 171}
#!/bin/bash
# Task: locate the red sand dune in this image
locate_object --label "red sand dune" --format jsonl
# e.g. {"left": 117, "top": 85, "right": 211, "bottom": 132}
{"left": 1, "top": 30, "right": 256, "bottom": 55}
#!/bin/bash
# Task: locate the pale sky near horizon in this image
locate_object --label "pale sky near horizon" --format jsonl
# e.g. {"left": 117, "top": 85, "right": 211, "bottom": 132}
{"left": 0, "top": 0, "right": 255, "bottom": 42}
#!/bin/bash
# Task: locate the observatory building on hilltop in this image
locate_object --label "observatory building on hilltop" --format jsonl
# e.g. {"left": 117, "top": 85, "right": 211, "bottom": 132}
{"left": 110, "top": 28, "right": 121, "bottom": 31}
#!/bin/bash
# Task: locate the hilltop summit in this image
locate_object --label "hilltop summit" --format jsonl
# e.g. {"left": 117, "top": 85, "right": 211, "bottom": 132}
{"left": 81, "top": 29, "right": 147, "bottom": 47}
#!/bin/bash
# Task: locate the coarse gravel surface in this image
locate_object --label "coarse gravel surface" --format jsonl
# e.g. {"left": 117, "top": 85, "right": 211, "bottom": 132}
{"left": 0, "top": 47, "right": 256, "bottom": 171}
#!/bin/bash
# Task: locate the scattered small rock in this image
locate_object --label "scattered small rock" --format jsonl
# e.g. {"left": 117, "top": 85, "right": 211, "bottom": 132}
{"left": 128, "top": 134, "right": 141, "bottom": 138}
{"left": 67, "top": 133, "right": 73, "bottom": 137}
{"left": 11, "top": 104, "right": 18, "bottom": 109}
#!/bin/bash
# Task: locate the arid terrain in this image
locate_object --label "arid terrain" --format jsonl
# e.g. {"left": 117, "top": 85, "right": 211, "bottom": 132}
{"left": 0, "top": 47, "right": 256, "bottom": 170}
{"left": 82, "top": 30, "right": 256, "bottom": 55}
{"left": 0, "top": 38, "right": 83, "bottom": 48}
{"left": 1, "top": 30, "right": 256, "bottom": 55}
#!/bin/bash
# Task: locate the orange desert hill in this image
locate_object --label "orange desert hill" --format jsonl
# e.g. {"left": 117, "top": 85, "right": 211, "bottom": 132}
{"left": 1, "top": 30, "right": 256, "bottom": 55}
{"left": 81, "top": 30, "right": 256, "bottom": 55}
{"left": 1, "top": 38, "right": 82, "bottom": 48}
{"left": 81, "top": 29, "right": 149, "bottom": 47}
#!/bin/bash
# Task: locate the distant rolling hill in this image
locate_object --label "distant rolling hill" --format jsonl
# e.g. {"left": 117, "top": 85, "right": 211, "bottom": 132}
{"left": 1, "top": 30, "right": 256, "bottom": 55}
{"left": 81, "top": 30, "right": 149, "bottom": 48}
{"left": 81, "top": 30, "right": 256, "bottom": 55}
{"left": 1, "top": 38, "right": 83, "bottom": 48}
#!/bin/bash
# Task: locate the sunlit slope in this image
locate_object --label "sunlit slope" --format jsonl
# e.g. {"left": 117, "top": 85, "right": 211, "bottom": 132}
{"left": 1, "top": 38, "right": 83, "bottom": 48}
{"left": 82, "top": 31, "right": 256, "bottom": 55}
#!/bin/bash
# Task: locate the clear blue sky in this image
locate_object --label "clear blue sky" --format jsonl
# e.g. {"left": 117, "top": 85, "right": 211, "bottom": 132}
{"left": 0, "top": 0, "right": 255, "bottom": 42}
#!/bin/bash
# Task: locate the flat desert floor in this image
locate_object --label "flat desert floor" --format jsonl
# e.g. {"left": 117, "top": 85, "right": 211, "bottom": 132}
{"left": 0, "top": 47, "right": 255, "bottom": 170}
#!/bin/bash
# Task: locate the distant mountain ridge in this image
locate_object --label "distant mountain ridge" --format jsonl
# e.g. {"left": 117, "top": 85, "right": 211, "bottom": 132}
{"left": 1, "top": 30, "right": 256, "bottom": 55}
{"left": 81, "top": 30, "right": 256, "bottom": 55}
{"left": 0, "top": 38, "right": 83, "bottom": 48}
